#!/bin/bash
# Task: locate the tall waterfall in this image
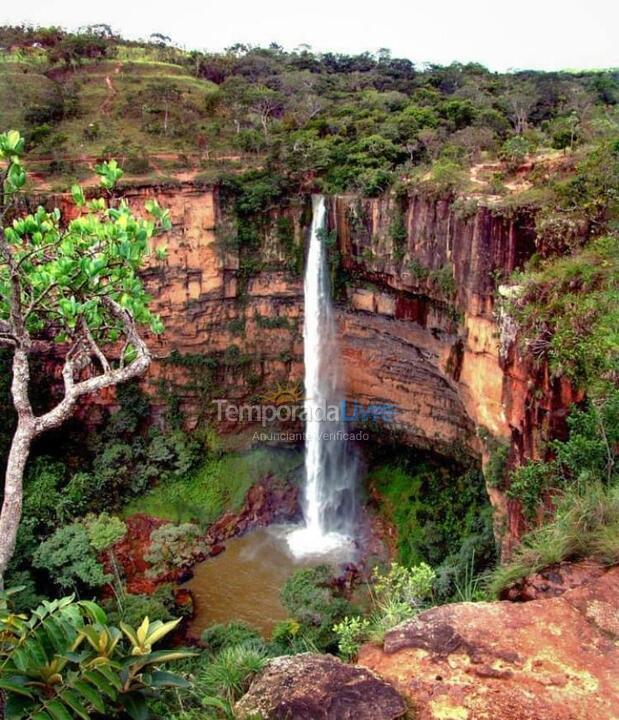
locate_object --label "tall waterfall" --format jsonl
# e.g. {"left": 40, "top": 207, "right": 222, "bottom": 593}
{"left": 287, "top": 195, "right": 358, "bottom": 558}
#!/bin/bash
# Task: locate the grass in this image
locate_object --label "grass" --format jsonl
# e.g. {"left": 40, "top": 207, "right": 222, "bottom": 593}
{"left": 121, "top": 448, "right": 302, "bottom": 524}
{"left": 488, "top": 481, "right": 619, "bottom": 597}
{"left": 506, "top": 234, "right": 619, "bottom": 393}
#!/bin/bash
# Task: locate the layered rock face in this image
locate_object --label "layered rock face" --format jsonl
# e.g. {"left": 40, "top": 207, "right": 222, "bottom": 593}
{"left": 74, "top": 182, "right": 576, "bottom": 548}
{"left": 358, "top": 565, "right": 619, "bottom": 720}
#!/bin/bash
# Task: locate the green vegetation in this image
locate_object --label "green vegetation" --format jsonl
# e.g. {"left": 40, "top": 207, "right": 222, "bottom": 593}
{"left": 279, "top": 565, "right": 356, "bottom": 652}
{"left": 145, "top": 524, "right": 207, "bottom": 577}
{"left": 0, "top": 594, "right": 194, "bottom": 720}
{"left": 368, "top": 455, "right": 497, "bottom": 600}
{"left": 491, "top": 392, "right": 619, "bottom": 592}
{"left": 506, "top": 234, "right": 618, "bottom": 393}
{"left": 0, "top": 130, "right": 173, "bottom": 585}
{"left": 122, "top": 448, "right": 301, "bottom": 524}
{"left": 490, "top": 482, "right": 619, "bottom": 596}
{"left": 333, "top": 562, "right": 435, "bottom": 659}
{"left": 1, "top": 26, "right": 617, "bottom": 200}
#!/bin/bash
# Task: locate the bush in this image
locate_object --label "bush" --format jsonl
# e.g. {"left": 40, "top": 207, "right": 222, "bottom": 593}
{"left": 32, "top": 523, "right": 111, "bottom": 591}
{"left": 333, "top": 616, "right": 371, "bottom": 661}
{"left": 145, "top": 523, "right": 207, "bottom": 577}
{"left": 280, "top": 565, "right": 355, "bottom": 651}
{"left": 368, "top": 458, "right": 497, "bottom": 601}
{"left": 103, "top": 585, "right": 180, "bottom": 627}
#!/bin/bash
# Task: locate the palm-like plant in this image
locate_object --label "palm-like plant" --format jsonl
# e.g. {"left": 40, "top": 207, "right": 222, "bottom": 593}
{"left": 0, "top": 593, "right": 195, "bottom": 719}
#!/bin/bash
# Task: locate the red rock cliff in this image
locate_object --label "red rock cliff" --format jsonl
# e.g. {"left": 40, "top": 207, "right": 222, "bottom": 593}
{"left": 67, "top": 182, "right": 578, "bottom": 552}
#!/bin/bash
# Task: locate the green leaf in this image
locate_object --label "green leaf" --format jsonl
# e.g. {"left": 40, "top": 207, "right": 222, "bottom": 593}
{"left": 78, "top": 601, "right": 107, "bottom": 625}
{"left": 60, "top": 689, "right": 90, "bottom": 720}
{"left": 120, "top": 692, "right": 149, "bottom": 720}
{"left": 147, "top": 671, "right": 190, "bottom": 688}
{"left": 0, "top": 679, "right": 34, "bottom": 698}
{"left": 74, "top": 680, "right": 105, "bottom": 713}
{"left": 83, "top": 670, "right": 117, "bottom": 701}
{"left": 71, "top": 185, "right": 86, "bottom": 207}
{"left": 46, "top": 700, "right": 73, "bottom": 720}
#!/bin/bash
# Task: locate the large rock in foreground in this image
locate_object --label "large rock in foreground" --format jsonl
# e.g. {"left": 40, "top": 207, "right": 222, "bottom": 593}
{"left": 235, "top": 653, "right": 407, "bottom": 720}
{"left": 359, "top": 566, "right": 619, "bottom": 720}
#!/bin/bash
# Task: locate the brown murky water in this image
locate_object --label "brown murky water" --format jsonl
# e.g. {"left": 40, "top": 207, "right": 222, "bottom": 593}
{"left": 184, "top": 526, "right": 331, "bottom": 637}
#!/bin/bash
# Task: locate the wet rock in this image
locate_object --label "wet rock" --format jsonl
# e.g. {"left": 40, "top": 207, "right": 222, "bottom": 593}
{"left": 359, "top": 565, "right": 619, "bottom": 720}
{"left": 235, "top": 653, "right": 407, "bottom": 720}
{"left": 205, "top": 475, "right": 300, "bottom": 546}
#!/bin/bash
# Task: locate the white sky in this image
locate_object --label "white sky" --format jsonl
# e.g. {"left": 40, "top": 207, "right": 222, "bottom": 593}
{"left": 1, "top": 0, "right": 618, "bottom": 72}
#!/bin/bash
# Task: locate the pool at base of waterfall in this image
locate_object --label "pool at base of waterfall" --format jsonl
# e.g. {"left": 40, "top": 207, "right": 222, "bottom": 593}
{"left": 182, "top": 525, "right": 354, "bottom": 637}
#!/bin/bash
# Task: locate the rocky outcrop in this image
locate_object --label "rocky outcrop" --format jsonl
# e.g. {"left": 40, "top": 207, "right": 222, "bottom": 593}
{"left": 235, "top": 653, "right": 407, "bottom": 720}
{"left": 358, "top": 565, "right": 619, "bottom": 720}
{"left": 500, "top": 559, "right": 607, "bottom": 602}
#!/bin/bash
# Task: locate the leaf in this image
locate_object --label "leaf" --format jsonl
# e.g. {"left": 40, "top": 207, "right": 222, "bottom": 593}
{"left": 0, "top": 678, "right": 34, "bottom": 698}
{"left": 127, "top": 649, "right": 197, "bottom": 672}
{"left": 147, "top": 670, "right": 190, "bottom": 689}
{"left": 120, "top": 692, "right": 150, "bottom": 720}
{"left": 143, "top": 618, "right": 180, "bottom": 646}
{"left": 77, "top": 601, "right": 107, "bottom": 626}
{"left": 74, "top": 680, "right": 105, "bottom": 713}
{"left": 46, "top": 700, "right": 73, "bottom": 720}
{"left": 60, "top": 689, "right": 90, "bottom": 720}
{"left": 83, "top": 670, "right": 117, "bottom": 701}
{"left": 71, "top": 185, "right": 86, "bottom": 208}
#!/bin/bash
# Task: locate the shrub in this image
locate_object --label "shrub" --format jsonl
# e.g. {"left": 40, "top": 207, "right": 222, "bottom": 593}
{"left": 280, "top": 565, "right": 355, "bottom": 651}
{"left": 333, "top": 616, "right": 371, "bottom": 661}
{"left": 200, "top": 622, "right": 263, "bottom": 655}
{"left": 0, "top": 596, "right": 194, "bottom": 719}
{"left": 193, "top": 644, "right": 268, "bottom": 710}
{"left": 33, "top": 523, "right": 111, "bottom": 591}
{"left": 103, "top": 585, "right": 179, "bottom": 627}
{"left": 145, "top": 523, "right": 207, "bottom": 578}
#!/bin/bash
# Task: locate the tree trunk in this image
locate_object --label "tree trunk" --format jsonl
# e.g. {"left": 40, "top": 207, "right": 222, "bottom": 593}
{"left": 0, "top": 421, "right": 33, "bottom": 588}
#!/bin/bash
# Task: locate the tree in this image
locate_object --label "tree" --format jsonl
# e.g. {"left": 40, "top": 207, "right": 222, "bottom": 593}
{"left": 142, "top": 81, "right": 183, "bottom": 135}
{"left": 0, "top": 130, "right": 171, "bottom": 586}
{"left": 504, "top": 81, "right": 539, "bottom": 135}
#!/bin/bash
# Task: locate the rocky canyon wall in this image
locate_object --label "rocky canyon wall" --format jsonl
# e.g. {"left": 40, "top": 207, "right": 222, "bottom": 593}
{"left": 66, "top": 181, "right": 579, "bottom": 550}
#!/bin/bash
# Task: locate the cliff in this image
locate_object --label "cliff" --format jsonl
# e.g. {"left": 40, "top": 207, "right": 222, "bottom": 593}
{"left": 63, "top": 181, "right": 579, "bottom": 551}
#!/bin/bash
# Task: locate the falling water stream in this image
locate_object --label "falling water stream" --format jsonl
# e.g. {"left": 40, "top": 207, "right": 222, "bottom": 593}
{"left": 184, "top": 196, "right": 359, "bottom": 637}
{"left": 287, "top": 195, "right": 358, "bottom": 558}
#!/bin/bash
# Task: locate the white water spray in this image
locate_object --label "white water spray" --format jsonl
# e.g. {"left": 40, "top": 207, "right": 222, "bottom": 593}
{"left": 287, "top": 195, "right": 358, "bottom": 558}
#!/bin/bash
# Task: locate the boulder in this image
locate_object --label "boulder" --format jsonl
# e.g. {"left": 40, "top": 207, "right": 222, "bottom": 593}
{"left": 235, "top": 653, "right": 407, "bottom": 720}
{"left": 359, "top": 565, "right": 619, "bottom": 720}
{"left": 499, "top": 559, "right": 606, "bottom": 601}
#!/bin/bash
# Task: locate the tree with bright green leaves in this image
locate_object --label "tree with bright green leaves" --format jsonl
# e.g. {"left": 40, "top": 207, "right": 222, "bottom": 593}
{"left": 0, "top": 129, "right": 171, "bottom": 586}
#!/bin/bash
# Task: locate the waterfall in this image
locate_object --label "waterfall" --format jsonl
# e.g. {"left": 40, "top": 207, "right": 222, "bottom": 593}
{"left": 287, "top": 195, "right": 358, "bottom": 558}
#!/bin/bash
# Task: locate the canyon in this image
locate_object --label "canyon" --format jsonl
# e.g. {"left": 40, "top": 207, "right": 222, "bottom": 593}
{"left": 68, "top": 180, "right": 576, "bottom": 552}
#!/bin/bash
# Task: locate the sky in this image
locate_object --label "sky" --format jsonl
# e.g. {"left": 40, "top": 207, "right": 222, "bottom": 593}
{"left": 1, "top": 0, "right": 618, "bottom": 72}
